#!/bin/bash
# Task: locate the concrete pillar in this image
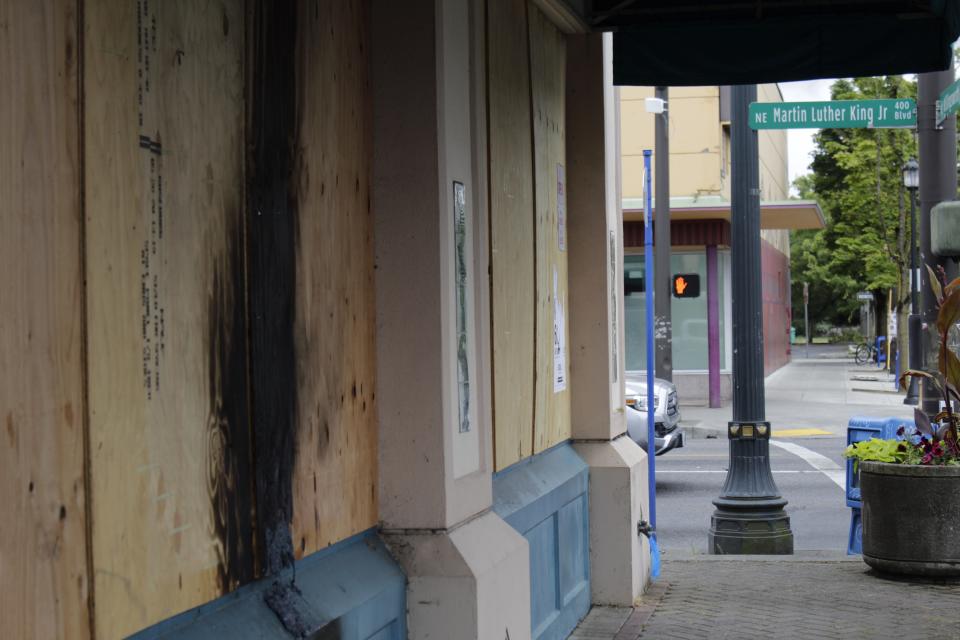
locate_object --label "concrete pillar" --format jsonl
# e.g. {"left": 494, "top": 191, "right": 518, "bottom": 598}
{"left": 372, "top": 1, "right": 530, "bottom": 638}
{"left": 566, "top": 32, "right": 651, "bottom": 605}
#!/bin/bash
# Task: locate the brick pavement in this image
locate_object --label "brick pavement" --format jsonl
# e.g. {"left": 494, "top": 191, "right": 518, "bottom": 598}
{"left": 571, "top": 555, "right": 960, "bottom": 640}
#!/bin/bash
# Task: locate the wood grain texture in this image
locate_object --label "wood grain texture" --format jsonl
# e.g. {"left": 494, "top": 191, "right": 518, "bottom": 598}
{"left": 529, "top": 4, "right": 570, "bottom": 454}
{"left": 288, "top": 0, "right": 378, "bottom": 558}
{"left": 0, "top": 1, "right": 90, "bottom": 638}
{"left": 488, "top": 0, "right": 536, "bottom": 471}
{"left": 84, "top": 1, "right": 249, "bottom": 636}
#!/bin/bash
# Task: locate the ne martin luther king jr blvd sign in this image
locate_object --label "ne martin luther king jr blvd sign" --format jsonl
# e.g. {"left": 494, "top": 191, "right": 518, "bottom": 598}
{"left": 749, "top": 99, "right": 916, "bottom": 130}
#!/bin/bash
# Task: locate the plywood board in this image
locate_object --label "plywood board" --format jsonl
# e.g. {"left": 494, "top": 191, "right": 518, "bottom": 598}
{"left": 84, "top": 1, "right": 250, "bottom": 636}
{"left": 529, "top": 4, "right": 571, "bottom": 454}
{"left": 488, "top": 0, "right": 536, "bottom": 471}
{"left": 0, "top": 1, "right": 90, "bottom": 637}
{"left": 289, "top": 0, "right": 378, "bottom": 558}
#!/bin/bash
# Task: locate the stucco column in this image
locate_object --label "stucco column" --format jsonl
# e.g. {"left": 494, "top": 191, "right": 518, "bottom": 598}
{"left": 567, "top": 32, "right": 651, "bottom": 604}
{"left": 372, "top": 1, "right": 530, "bottom": 638}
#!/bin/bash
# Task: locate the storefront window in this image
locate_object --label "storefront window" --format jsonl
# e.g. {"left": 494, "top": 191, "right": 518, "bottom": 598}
{"left": 623, "top": 251, "right": 726, "bottom": 372}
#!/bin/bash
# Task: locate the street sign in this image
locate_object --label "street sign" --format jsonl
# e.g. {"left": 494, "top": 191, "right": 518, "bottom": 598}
{"left": 856, "top": 291, "right": 874, "bottom": 302}
{"left": 749, "top": 99, "right": 916, "bottom": 130}
{"left": 937, "top": 77, "right": 960, "bottom": 126}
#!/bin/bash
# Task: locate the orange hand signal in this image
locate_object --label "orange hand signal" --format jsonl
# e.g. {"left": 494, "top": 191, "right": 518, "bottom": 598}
{"left": 674, "top": 276, "right": 688, "bottom": 295}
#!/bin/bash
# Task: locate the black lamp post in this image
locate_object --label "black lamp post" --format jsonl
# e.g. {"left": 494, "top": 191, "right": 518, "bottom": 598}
{"left": 903, "top": 158, "right": 921, "bottom": 406}
{"left": 708, "top": 85, "right": 793, "bottom": 554}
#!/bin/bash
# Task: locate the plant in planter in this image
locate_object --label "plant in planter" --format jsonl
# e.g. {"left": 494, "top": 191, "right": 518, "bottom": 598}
{"left": 843, "top": 266, "right": 960, "bottom": 577}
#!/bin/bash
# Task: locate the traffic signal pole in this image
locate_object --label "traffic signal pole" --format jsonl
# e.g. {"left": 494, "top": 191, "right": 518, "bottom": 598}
{"left": 708, "top": 84, "right": 793, "bottom": 555}
{"left": 654, "top": 86, "right": 673, "bottom": 383}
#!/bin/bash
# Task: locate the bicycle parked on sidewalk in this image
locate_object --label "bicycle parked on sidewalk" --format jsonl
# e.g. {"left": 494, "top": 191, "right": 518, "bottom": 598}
{"left": 854, "top": 341, "right": 878, "bottom": 365}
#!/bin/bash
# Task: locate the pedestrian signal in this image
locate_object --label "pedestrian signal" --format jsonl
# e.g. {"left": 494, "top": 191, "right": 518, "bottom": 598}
{"left": 672, "top": 274, "right": 700, "bottom": 298}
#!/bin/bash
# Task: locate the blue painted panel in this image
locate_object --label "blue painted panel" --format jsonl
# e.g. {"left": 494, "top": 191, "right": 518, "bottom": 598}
{"left": 130, "top": 530, "right": 406, "bottom": 640}
{"left": 558, "top": 495, "right": 588, "bottom": 607}
{"left": 493, "top": 442, "right": 591, "bottom": 640}
{"left": 367, "top": 622, "right": 399, "bottom": 640}
{"left": 494, "top": 443, "right": 588, "bottom": 533}
{"left": 528, "top": 516, "right": 560, "bottom": 637}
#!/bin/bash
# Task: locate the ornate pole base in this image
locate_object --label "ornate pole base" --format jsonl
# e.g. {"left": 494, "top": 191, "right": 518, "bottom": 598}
{"left": 708, "top": 421, "right": 794, "bottom": 555}
{"left": 709, "top": 498, "right": 794, "bottom": 555}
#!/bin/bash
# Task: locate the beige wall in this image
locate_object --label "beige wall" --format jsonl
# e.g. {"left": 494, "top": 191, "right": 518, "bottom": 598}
{"left": 620, "top": 86, "right": 722, "bottom": 200}
{"left": 621, "top": 83, "right": 789, "bottom": 205}
{"left": 758, "top": 83, "right": 789, "bottom": 201}
{"left": 756, "top": 85, "right": 791, "bottom": 256}
{"left": 620, "top": 83, "right": 791, "bottom": 255}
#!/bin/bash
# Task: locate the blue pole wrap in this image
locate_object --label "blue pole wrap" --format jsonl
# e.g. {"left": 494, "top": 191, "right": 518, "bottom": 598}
{"left": 643, "top": 150, "right": 660, "bottom": 577}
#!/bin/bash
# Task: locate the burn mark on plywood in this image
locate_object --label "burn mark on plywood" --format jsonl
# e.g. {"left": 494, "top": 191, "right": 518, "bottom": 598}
{"left": 206, "top": 221, "right": 256, "bottom": 593}
{"left": 5, "top": 413, "right": 16, "bottom": 450}
{"left": 247, "top": 3, "right": 301, "bottom": 633}
{"left": 313, "top": 619, "right": 344, "bottom": 640}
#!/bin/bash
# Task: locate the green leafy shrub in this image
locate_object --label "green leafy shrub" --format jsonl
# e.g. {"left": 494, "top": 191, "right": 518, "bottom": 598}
{"left": 843, "top": 438, "right": 904, "bottom": 464}
{"left": 848, "top": 265, "right": 960, "bottom": 468}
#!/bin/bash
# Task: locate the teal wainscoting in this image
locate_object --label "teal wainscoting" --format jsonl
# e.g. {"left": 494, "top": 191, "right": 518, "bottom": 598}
{"left": 130, "top": 529, "right": 406, "bottom": 640}
{"left": 493, "top": 442, "right": 591, "bottom": 640}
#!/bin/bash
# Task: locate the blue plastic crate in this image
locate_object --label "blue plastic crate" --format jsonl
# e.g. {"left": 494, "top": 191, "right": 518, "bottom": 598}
{"left": 845, "top": 416, "right": 912, "bottom": 508}
{"left": 848, "top": 506, "right": 862, "bottom": 555}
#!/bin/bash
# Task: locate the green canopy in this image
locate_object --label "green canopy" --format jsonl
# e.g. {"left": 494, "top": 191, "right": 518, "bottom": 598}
{"left": 608, "top": 1, "right": 960, "bottom": 86}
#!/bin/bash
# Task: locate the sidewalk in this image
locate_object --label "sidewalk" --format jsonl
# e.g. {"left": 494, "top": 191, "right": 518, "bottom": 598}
{"left": 680, "top": 349, "right": 912, "bottom": 439}
{"left": 569, "top": 351, "right": 947, "bottom": 639}
{"left": 573, "top": 554, "right": 960, "bottom": 639}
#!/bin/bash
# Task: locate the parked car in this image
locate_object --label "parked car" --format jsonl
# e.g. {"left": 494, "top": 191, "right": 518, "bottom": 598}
{"left": 625, "top": 372, "right": 684, "bottom": 456}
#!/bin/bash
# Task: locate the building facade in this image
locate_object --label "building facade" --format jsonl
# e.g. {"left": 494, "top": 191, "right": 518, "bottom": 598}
{"left": 1, "top": 2, "right": 649, "bottom": 640}
{"left": 619, "top": 85, "right": 824, "bottom": 406}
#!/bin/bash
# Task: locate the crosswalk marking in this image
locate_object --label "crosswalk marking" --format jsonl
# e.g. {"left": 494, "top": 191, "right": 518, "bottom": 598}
{"left": 770, "top": 440, "right": 845, "bottom": 489}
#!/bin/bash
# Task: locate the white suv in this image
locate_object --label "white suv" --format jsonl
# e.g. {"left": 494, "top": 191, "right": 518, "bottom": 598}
{"left": 624, "top": 372, "right": 683, "bottom": 455}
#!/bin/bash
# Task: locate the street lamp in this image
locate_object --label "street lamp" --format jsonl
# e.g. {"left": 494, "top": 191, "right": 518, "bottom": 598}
{"left": 708, "top": 85, "right": 793, "bottom": 554}
{"left": 903, "top": 158, "right": 920, "bottom": 405}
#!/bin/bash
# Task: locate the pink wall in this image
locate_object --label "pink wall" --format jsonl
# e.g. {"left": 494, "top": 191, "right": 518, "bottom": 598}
{"left": 761, "top": 238, "right": 791, "bottom": 375}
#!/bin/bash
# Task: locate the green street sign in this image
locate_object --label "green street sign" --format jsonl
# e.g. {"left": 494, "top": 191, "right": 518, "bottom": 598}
{"left": 937, "top": 78, "right": 960, "bottom": 126}
{"left": 749, "top": 99, "right": 916, "bottom": 130}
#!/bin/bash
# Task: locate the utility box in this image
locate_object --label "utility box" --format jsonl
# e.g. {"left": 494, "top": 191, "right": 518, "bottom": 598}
{"left": 931, "top": 201, "right": 960, "bottom": 257}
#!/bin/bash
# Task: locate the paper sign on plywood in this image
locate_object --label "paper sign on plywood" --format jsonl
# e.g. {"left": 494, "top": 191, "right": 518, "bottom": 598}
{"left": 554, "top": 267, "right": 566, "bottom": 392}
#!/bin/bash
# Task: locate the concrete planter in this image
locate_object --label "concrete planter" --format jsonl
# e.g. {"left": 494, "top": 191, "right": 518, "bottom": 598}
{"left": 860, "top": 461, "right": 960, "bottom": 577}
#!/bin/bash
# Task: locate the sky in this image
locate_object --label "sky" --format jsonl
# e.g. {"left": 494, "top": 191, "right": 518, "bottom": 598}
{"left": 777, "top": 79, "right": 836, "bottom": 193}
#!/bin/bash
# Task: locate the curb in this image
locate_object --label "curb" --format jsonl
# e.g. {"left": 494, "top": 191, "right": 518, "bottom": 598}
{"left": 661, "top": 550, "right": 861, "bottom": 563}
{"left": 683, "top": 421, "right": 726, "bottom": 439}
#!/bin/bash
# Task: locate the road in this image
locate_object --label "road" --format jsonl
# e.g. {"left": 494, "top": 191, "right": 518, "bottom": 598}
{"left": 654, "top": 343, "right": 914, "bottom": 554}
{"left": 655, "top": 435, "right": 849, "bottom": 552}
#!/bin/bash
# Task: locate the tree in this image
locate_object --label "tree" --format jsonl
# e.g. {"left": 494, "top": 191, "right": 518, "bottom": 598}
{"left": 790, "top": 76, "right": 917, "bottom": 356}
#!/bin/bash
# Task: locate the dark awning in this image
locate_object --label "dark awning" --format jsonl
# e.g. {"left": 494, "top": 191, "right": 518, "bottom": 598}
{"left": 605, "top": 1, "right": 960, "bottom": 86}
